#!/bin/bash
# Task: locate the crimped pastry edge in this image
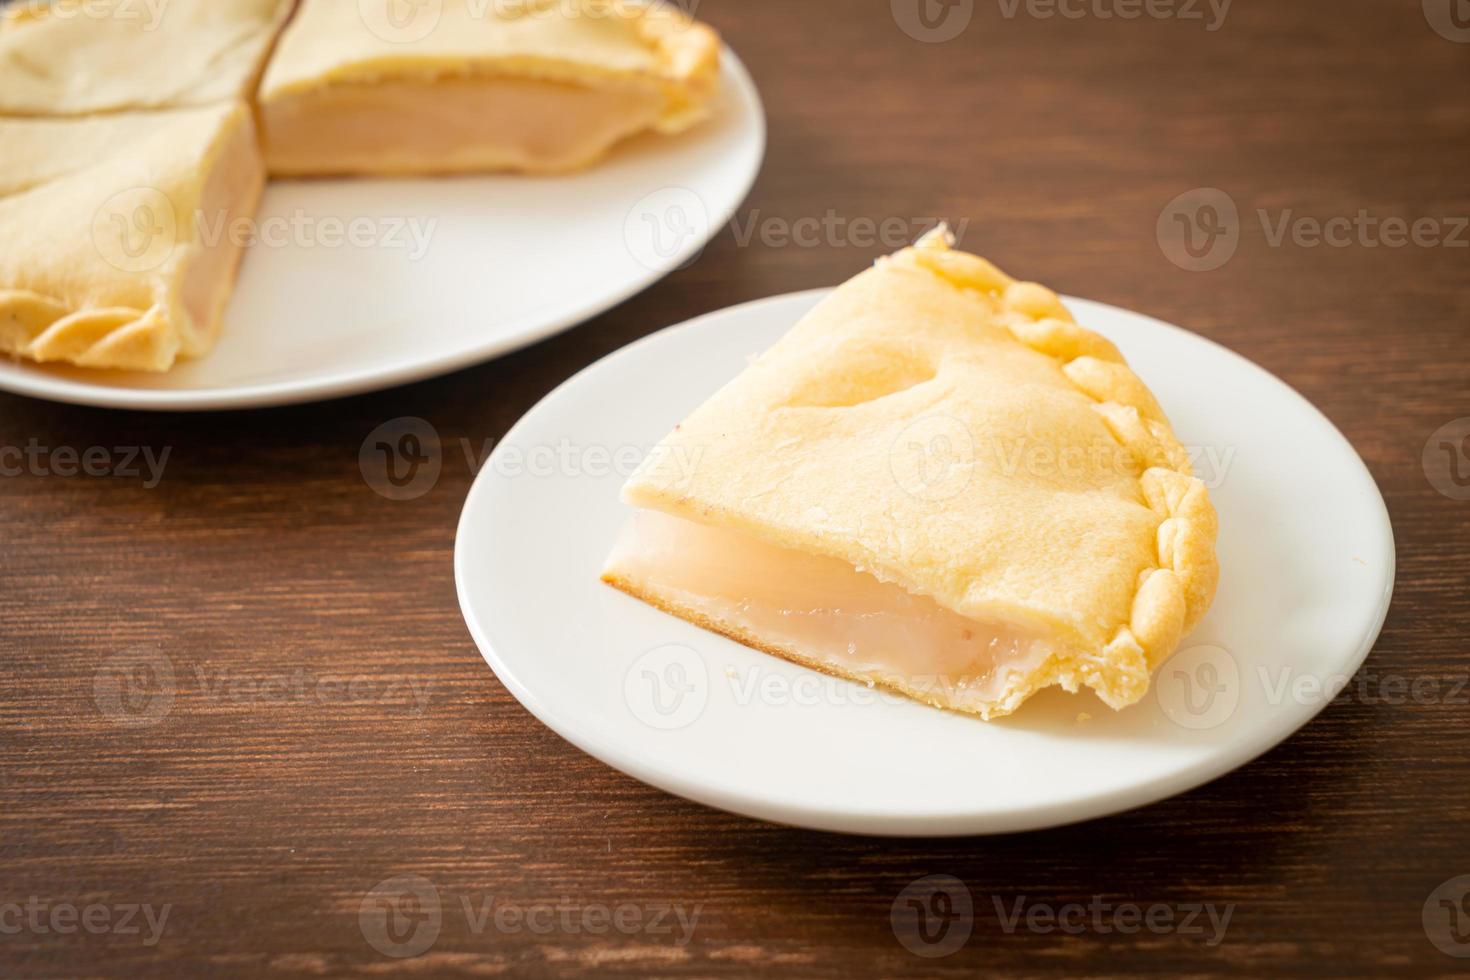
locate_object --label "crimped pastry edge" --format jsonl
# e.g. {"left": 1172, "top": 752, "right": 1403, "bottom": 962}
{"left": 0, "top": 104, "right": 265, "bottom": 372}
{"left": 892, "top": 227, "right": 1220, "bottom": 686}
{"left": 615, "top": 229, "right": 1219, "bottom": 716}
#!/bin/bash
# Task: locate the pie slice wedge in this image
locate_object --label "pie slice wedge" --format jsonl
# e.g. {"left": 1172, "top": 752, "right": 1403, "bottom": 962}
{"left": 0, "top": 0, "right": 296, "bottom": 116}
{"left": 0, "top": 103, "right": 265, "bottom": 372}
{"left": 603, "top": 230, "right": 1219, "bottom": 720}
{"left": 257, "top": 0, "right": 720, "bottom": 176}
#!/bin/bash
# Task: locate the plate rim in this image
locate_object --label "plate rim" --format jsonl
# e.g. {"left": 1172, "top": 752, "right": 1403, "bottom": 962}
{"left": 454, "top": 288, "right": 1397, "bottom": 836}
{"left": 0, "top": 49, "right": 766, "bottom": 413}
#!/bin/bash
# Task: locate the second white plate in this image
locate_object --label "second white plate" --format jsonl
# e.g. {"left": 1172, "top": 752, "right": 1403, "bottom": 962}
{"left": 455, "top": 289, "right": 1395, "bottom": 836}
{"left": 0, "top": 52, "right": 764, "bottom": 411}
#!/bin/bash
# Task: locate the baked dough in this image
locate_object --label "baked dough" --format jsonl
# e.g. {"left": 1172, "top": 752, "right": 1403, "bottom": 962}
{"left": 258, "top": 0, "right": 721, "bottom": 175}
{"left": 0, "top": 0, "right": 723, "bottom": 373}
{"left": 604, "top": 229, "right": 1219, "bottom": 720}
{"left": 0, "top": 0, "right": 296, "bottom": 115}
{"left": 0, "top": 103, "right": 265, "bottom": 371}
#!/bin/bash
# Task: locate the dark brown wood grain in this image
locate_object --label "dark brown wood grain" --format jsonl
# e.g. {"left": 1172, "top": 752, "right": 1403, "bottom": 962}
{"left": 3, "top": 0, "right": 1469, "bottom": 976}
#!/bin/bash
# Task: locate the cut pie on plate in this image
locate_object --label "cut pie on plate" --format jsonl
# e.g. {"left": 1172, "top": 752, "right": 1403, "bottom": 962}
{"left": 258, "top": 0, "right": 721, "bottom": 176}
{"left": 603, "top": 229, "right": 1219, "bottom": 720}
{"left": 0, "top": 0, "right": 296, "bottom": 115}
{"left": 0, "top": 103, "right": 265, "bottom": 372}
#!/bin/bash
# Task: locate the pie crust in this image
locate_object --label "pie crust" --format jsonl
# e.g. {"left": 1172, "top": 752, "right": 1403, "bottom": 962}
{"left": 0, "top": 0, "right": 722, "bottom": 372}
{"left": 604, "top": 229, "right": 1219, "bottom": 719}
{"left": 0, "top": 0, "right": 296, "bottom": 115}
{"left": 257, "top": 0, "right": 721, "bottom": 175}
{"left": 0, "top": 104, "right": 265, "bottom": 371}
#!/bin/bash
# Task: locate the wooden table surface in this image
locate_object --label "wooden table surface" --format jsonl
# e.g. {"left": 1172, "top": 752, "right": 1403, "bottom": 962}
{"left": 4, "top": 0, "right": 1469, "bottom": 976}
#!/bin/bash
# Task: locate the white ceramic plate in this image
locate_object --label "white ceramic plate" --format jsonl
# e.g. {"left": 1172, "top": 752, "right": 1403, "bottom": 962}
{"left": 0, "top": 52, "right": 764, "bottom": 412}
{"left": 454, "top": 290, "right": 1395, "bottom": 836}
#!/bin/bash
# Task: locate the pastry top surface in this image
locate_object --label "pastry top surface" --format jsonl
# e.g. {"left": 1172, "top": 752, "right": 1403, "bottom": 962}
{"left": 0, "top": 0, "right": 295, "bottom": 115}
{"left": 622, "top": 230, "right": 1218, "bottom": 696}
{"left": 0, "top": 103, "right": 260, "bottom": 369}
{"left": 2, "top": 108, "right": 209, "bottom": 197}
{"left": 259, "top": 0, "right": 718, "bottom": 113}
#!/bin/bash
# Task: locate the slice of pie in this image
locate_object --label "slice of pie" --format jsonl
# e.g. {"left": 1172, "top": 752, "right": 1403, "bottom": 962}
{"left": 257, "top": 0, "right": 721, "bottom": 176}
{"left": 0, "top": 0, "right": 296, "bottom": 116}
{"left": 603, "top": 229, "right": 1219, "bottom": 720}
{"left": 0, "top": 103, "right": 265, "bottom": 371}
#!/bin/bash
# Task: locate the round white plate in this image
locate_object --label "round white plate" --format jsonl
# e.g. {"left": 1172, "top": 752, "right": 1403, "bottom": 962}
{"left": 454, "top": 289, "right": 1395, "bottom": 836}
{"left": 0, "top": 52, "right": 764, "bottom": 412}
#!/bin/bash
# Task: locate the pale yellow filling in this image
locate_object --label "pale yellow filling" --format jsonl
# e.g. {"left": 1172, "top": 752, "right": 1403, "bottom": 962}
{"left": 262, "top": 75, "right": 668, "bottom": 176}
{"left": 604, "top": 510, "right": 1063, "bottom": 709}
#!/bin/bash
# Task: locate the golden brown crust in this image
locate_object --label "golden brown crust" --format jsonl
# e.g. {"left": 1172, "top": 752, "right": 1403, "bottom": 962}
{"left": 0, "top": 104, "right": 265, "bottom": 372}
{"left": 259, "top": 0, "right": 720, "bottom": 130}
{"left": 631, "top": 5, "right": 720, "bottom": 129}
{"left": 0, "top": 0, "right": 296, "bottom": 115}
{"left": 896, "top": 228, "right": 1220, "bottom": 674}
{"left": 256, "top": 0, "right": 720, "bottom": 176}
{"left": 619, "top": 228, "right": 1220, "bottom": 717}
